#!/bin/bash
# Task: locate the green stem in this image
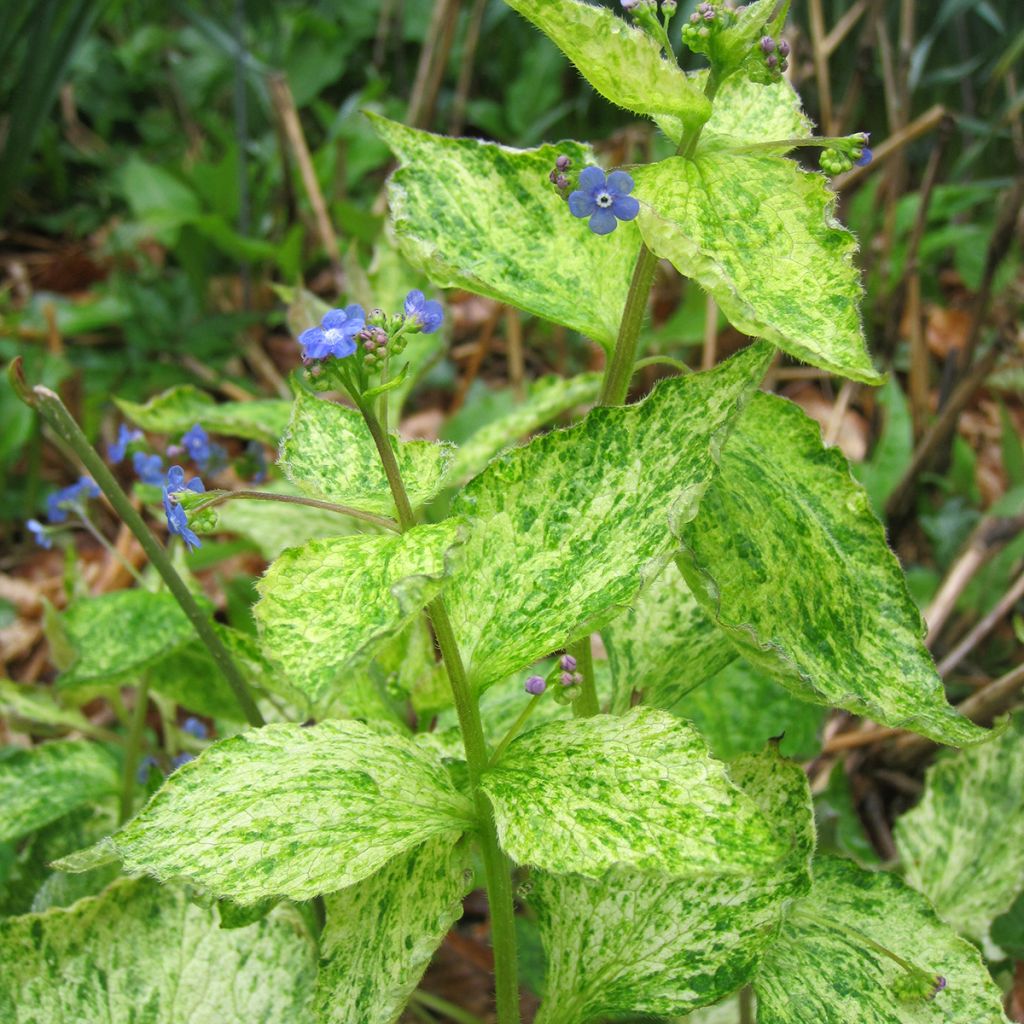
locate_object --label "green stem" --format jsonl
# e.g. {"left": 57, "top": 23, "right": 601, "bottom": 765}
{"left": 357, "top": 398, "right": 521, "bottom": 1024}
{"left": 489, "top": 692, "right": 544, "bottom": 768}
{"left": 8, "top": 361, "right": 265, "bottom": 729}
{"left": 74, "top": 508, "right": 148, "bottom": 585}
{"left": 569, "top": 637, "right": 600, "bottom": 718}
{"left": 411, "top": 989, "right": 488, "bottom": 1024}
{"left": 119, "top": 676, "right": 150, "bottom": 824}
{"left": 632, "top": 355, "right": 691, "bottom": 374}
{"left": 191, "top": 489, "right": 399, "bottom": 532}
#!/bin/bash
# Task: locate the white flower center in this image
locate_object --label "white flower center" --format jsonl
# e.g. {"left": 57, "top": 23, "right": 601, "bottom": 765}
{"left": 595, "top": 191, "right": 613, "bottom": 208}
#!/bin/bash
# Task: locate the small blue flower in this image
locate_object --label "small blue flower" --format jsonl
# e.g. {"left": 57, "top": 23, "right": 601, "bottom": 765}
{"left": 137, "top": 755, "right": 158, "bottom": 783}
{"left": 856, "top": 148, "right": 873, "bottom": 167}
{"left": 170, "top": 752, "right": 195, "bottom": 771}
{"left": 298, "top": 305, "right": 366, "bottom": 360}
{"left": 132, "top": 450, "right": 165, "bottom": 485}
{"left": 568, "top": 167, "right": 640, "bottom": 235}
{"left": 46, "top": 476, "right": 100, "bottom": 524}
{"left": 181, "top": 424, "right": 212, "bottom": 469}
{"left": 182, "top": 716, "right": 208, "bottom": 739}
{"left": 162, "top": 465, "right": 205, "bottom": 552}
{"left": 108, "top": 425, "right": 142, "bottom": 464}
{"left": 403, "top": 290, "right": 444, "bottom": 334}
{"left": 245, "top": 441, "right": 268, "bottom": 484}
{"left": 26, "top": 519, "right": 52, "bottom": 549}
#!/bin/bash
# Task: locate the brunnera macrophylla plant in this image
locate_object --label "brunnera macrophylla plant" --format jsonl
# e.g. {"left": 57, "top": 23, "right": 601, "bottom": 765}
{"left": 1, "top": 2, "right": 1016, "bottom": 1023}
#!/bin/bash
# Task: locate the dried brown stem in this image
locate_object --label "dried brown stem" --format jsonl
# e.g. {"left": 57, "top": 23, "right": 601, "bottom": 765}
{"left": 808, "top": 0, "right": 834, "bottom": 136}
{"left": 938, "top": 570, "right": 1024, "bottom": 678}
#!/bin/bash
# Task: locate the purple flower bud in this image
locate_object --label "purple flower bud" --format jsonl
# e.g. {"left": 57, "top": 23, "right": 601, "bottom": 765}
{"left": 760, "top": 36, "right": 775, "bottom": 53}
{"left": 555, "top": 174, "right": 569, "bottom": 190}
{"left": 549, "top": 168, "right": 560, "bottom": 184}
{"left": 778, "top": 38, "right": 790, "bottom": 57}
{"left": 524, "top": 675, "right": 547, "bottom": 696}
{"left": 765, "top": 53, "right": 778, "bottom": 69}
{"left": 620, "top": 0, "right": 640, "bottom": 9}
{"left": 560, "top": 672, "right": 576, "bottom": 686}
{"left": 556, "top": 155, "right": 571, "bottom": 171}
{"left": 931, "top": 977, "right": 947, "bottom": 998}
{"left": 560, "top": 654, "right": 578, "bottom": 672}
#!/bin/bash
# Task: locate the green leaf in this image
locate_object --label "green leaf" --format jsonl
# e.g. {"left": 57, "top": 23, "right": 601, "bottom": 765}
{"left": 281, "top": 391, "right": 453, "bottom": 516}
{"left": 448, "top": 372, "right": 603, "bottom": 486}
{"left": 0, "top": 679, "right": 100, "bottom": 735}
{"left": 482, "top": 706, "right": 786, "bottom": 879}
{"left": 855, "top": 375, "right": 913, "bottom": 514}
{"left": 894, "top": 714, "right": 1024, "bottom": 942}
{"left": 528, "top": 745, "right": 812, "bottom": 1024}
{"left": 755, "top": 856, "right": 1010, "bottom": 1024}
{"left": 447, "top": 343, "right": 772, "bottom": 693}
{"left": 676, "top": 393, "right": 986, "bottom": 747}
{"left": 315, "top": 837, "right": 472, "bottom": 1024}
{"left": 504, "top": 0, "right": 711, "bottom": 131}
{"left": 254, "top": 520, "right": 464, "bottom": 711}
{"left": 0, "top": 878, "right": 316, "bottom": 1023}
{"left": 57, "top": 589, "right": 197, "bottom": 689}
{"left": 814, "top": 762, "right": 881, "bottom": 867}
{"left": 602, "top": 558, "right": 736, "bottom": 713}
{"left": 370, "top": 115, "right": 638, "bottom": 351}
{"left": 671, "top": 658, "right": 825, "bottom": 761}
{"left": 633, "top": 154, "right": 881, "bottom": 383}
{"left": 58, "top": 722, "right": 474, "bottom": 903}
{"left": 658, "top": 71, "right": 812, "bottom": 150}
{"left": 0, "top": 741, "right": 119, "bottom": 843}
{"left": 116, "top": 384, "right": 291, "bottom": 444}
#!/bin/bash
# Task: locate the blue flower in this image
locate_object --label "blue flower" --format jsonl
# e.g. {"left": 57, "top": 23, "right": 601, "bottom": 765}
{"left": 856, "top": 148, "right": 873, "bottom": 167}
{"left": 108, "top": 424, "right": 142, "bottom": 464}
{"left": 137, "top": 755, "right": 158, "bottom": 783}
{"left": 298, "top": 305, "right": 366, "bottom": 360}
{"left": 170, "top": 752, "right": 195, "bottom": 771}
{"left": 182, "top": 716, "right": 208, "bottom": 739}
{"left": 403, "top": 290, "right": 444, "bottom": 334}
{"left": 181, "top": 424, "right": 212, "bottom": 469}
{"left": 568, "top": 167, "right": 640, "bottom": 235}
{"left": 162, "top": 465, "right": 205, "bottom": 552}
{"left": 26, "top": 518, "right": 52, "bottom": 549}
{"left": 132, "top": 450, "right": 165, "bottom": 485}
{"left": 46, "top": 476, "right": 100, "bottom": 524}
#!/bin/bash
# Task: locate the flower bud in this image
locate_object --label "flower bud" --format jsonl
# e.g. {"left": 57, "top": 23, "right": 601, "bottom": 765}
{"left": 555, "top": 154, "right": 571, "bottom": 172}
{"left": 524, "top": 675, "right": 547, "bottom": 696}
{"left": 367, "top": 308, "right": 386, "bottom": 327}
{"left": 560, "top": 654, "right": 577, "bottom": 672}
{"left": 778, "top": 39, "right": 790, "bottom": 58}
{"left": 760, "top": 35, "right": 775, "bottom": 52}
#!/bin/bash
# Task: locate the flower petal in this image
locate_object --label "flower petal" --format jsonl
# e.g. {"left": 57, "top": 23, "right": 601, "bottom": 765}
{"left": 588, "top": 209, "right": 618, "bottom": 235}
{"left": 568, "top": 190, "right": 597, "bottom": 218}
{"left": 606, "top": 170, "right": 635, "bottom": 196}
{"left": 578, "top": 165, "right": 607, "bottom": 192}
{"left": 343, "top": 303, "right": 366, "bottom": 324}
{"left": 321, "top": 309, "right": 350, "bottom": 330}
{"left": 299, "top": 326, "right": 326, "bottom": 357}
{"left": 611, "top": 195, "right": 640, "bottom": 221}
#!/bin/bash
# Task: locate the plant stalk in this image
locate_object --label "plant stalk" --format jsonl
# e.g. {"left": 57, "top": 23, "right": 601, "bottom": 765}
{"left": 8, "top": 360, "right": 265, "bottom": 728}
{"left": 192, "top": 488, "right": 399, "bottom": 532}
{"left": 357, "top": 397, "right": 521, "bottom": 1024}
{"left": 119, "top": 676, "right": 150, "bottom": 824}
{"left": 569, "top": 637, "right": 599, "bottom": 718}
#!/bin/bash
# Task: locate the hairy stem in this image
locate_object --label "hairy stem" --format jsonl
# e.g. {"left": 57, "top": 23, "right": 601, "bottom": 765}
{"left": 192, "top": 488, "right": 399, "bottom": 532}
{"left": 568, "top": 637, "right": 599, "bottom": 718}
{"left": 357, "top": 398, "right": 521, "bottom": 1024}
{"left": 119, "top": 676, "right": 150, "bottom": 824}
{"left": 74, "top": 507, "right": 147, "bottom": 585}
{"left": 8, "top": 360, "right": 265, "bottom": 728}
{"left": 489, "top": 692, "right": 545, "bottom": 768}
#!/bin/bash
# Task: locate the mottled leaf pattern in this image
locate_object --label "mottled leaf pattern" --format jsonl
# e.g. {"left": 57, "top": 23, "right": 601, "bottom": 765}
{"left": 0, "top": 741, "right": 119, "bottom": 843}
{"left": 58, "top": 722, "right": 474, "bottom": 903}
{"left": 449, "top": 372, "right": 602, "bottom": 486}
{"left": 371, "top": 115, "right": 638, "bottom": 350}
{"left": 315, "top": 837, "right": 472, "bottom": 1024}
{"left": 482, "top": 706, "right": 786, "bottom": 879}
{"left": 633, "top": 154, "right": 880, "bottom": 383}
{"left": 677, "top": 394, "right": 985, "bottom": 747}
{"left": 0, "top": 878, "right": 316, "bottom": 1023}
{"left": 282, "top": 391, "right": 454, "bottom": 515}
{"left": 672, "top": 659, "right": 825, "bottom": 761}
{"left": 57, "top": 589, "right": 197, "bottom": 688}
{"left": 658, "top": 72, "right": 812, "bottom": 150}
{"left": 602, "top": 558, "right": 736, "bottom": 713}
{"left": 755, "top": 857, "right": 1010, "bottom": 1024}
{"left": 447, "top": 343, "right": 772, "bottom": 693}
{"left": 504, "top": 0, "right": 711, "bottom": 130}
{"left": 529, "top": 746, "right": 812, "bottom": 1024}
{"left": 254, "top": 520, "right": 464, "bottom": 710}
{"left": 116, "top": 384, "right": 290, "bottom": 443}
{"left": 0, "top": 679, "right": 99, "bottom": 735}
{"left": 894, "top": 714, "right": 1024, "bottom": 941}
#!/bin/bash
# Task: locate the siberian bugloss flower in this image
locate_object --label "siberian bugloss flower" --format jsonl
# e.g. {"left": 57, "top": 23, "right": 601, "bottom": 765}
{"left": 403, "top": 290, "right": 444, "bottom": 334}
{"left": 568, "top": 167, "right": 640, "bottom": 236}
{"left": 45, "top": 476, "right": 100, "bottom": 524}
{"left": 299, "top": 305, "right": 366, "bottom": 360}
{"left": 182, "top": 716, "right": 208, "bottom": 739}
{"left": 132, "top": 451, "right": 165, "bottom": 485}
{"left": 26, "top": 519, "right": 52, "bottom": 549}
{"left": 181, "top": 424, "right": 212, "bottom": 469}
{"left": 162, "top": 465, "right": 205, "bottom": 552}
{"left": 107, "top": 424, "right": 142, "bottom": 463}
{"left": 524, "top": 675, "right": 547, "bottom": 696}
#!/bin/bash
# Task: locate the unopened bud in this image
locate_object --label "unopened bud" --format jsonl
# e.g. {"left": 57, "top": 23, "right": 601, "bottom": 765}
{"left": 556, "top": 154, "right": 571, "bottom": 171}
{"left": 367, "top": 307, "right": 386, "bottom": 327}
{"left": 560, "top": 654, "right": 577, "bottom": 672}
{"left": 778, "top": 38, "right": 790, "bottom": 58}
{"left": 525, "top": 675, "right": 547, "bottom": 696}
{"left": 760, "top": 35, "right": 775, "bottom": 53}
{"left": 765, "top": 53, "right": 778, "bottom": 69}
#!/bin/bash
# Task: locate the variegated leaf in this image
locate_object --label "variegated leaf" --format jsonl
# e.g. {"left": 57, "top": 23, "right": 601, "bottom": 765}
{"left": 633, "top": 154, "right": 880, "bottom": 383}
{"left": 371, "top": 115, "right": 638, "bottom": 351}
{"left": 504, "top": 0, "right": 711, "bottom": 131}
{"left": 0, "top": 878, "right": 316, "bottom": 1023}
{"left": 755, "top": 856, "right": 1010, "bottom": 1024}
{"left": 481, "top": 706, "right": 786, "bottom": 879}
{"left": 447, "top": 343, "right": 772, "bottom": 694}
{"left": 0, "top": 741, "right": 119, "bottom": 843}
{"left": 315, "top": 837, "right": 472, "bottom": 1024}
{"left": 529, "top": 745, "right": 813, "bottom": 1024}
{"left": 602, "top": 557, "right": 736, "bottom": 713}
{"left": 56, "top": 722, "right": 474, "bottom": 903}
{"left": 254, "top": 520, "right": 464, "bottom": 710}
{"left": 677, "top": 393, "right": 986, "bottom": 747}
{"left": 281, "top": 390, "right": 454, "bottom": 516}
{"left": 894, "top": 714, "right": 1024, "bottom": 942}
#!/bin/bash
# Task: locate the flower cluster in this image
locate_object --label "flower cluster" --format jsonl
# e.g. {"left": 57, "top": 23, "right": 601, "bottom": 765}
{"left": 548, "top": 154, "right": 572, "bottom": 194}
{"left": 162, "top": 465, "right": 205, "bottom": 552}
{"left": 819, "top": 133, "right": 872, "bottom": 176}
{"left": 45, "top": 476, "right": 100, "bottom": 524}
{"left": 107, "top": 424, "right": 142, "bottom": 463}
{"left": 522, "top": 654, "right": 586, "bottom": 702}
{"left": 758, "top": 33, "right": 790, "bottom": 74}
{"left": 568, "top": 167, "right": 640, "bottom": 236}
